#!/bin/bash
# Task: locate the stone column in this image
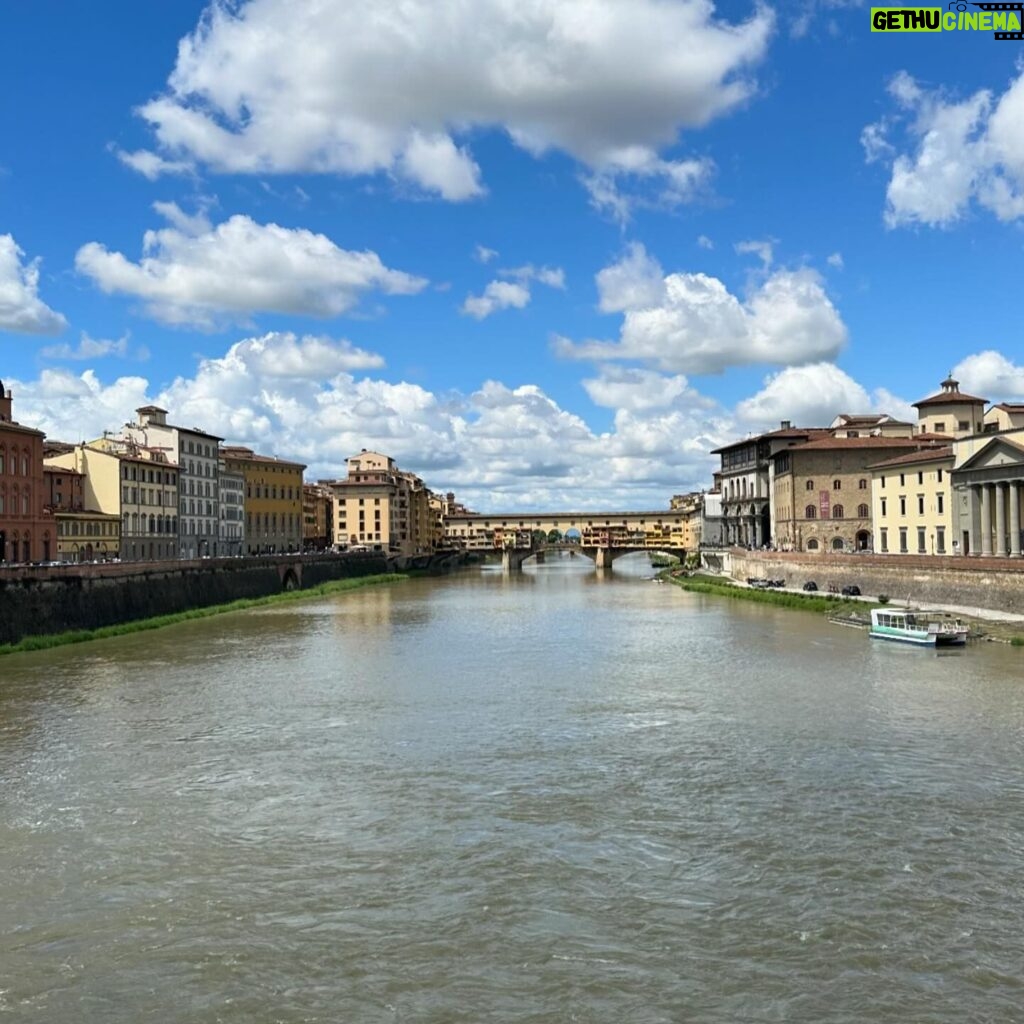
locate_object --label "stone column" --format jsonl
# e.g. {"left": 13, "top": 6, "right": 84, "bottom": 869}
{"left": 995, "top": 482, "right": 1008, "bottom": 557}
{"left": 981, "top": 483, "right": 993, "bottom": 556}
{"left": 1010, "top": 482, "right": 1022, "bottom": 557}
{"left": 967, "top": 486, "right": 979, "bottom": 556}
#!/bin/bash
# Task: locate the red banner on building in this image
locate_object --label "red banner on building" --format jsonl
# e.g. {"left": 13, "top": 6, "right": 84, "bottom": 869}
{"left": 819, "top": 490, "right": 830, "bottom": 520}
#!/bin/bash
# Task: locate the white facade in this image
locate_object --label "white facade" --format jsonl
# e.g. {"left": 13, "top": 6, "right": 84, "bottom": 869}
{"left": 123, "top": 407, "right": 223, "bottom": 559}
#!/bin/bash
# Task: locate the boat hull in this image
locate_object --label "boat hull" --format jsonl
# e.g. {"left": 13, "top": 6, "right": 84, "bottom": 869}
{"left": 869, "top": 629, "right": 967, "bottom": 647}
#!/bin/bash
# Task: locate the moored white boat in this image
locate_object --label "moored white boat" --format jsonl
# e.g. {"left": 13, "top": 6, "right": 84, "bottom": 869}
{"left": 869, "top": 608, "right": 969, "bottom": 647}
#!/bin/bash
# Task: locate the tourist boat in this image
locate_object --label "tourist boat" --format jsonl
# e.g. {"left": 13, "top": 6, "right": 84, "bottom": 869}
{"left": 869, "top": 608, "right": 969, "bottom": 647}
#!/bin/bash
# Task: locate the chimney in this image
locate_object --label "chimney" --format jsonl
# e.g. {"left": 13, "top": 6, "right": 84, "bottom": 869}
{"left": 0, "top": 379, "right": 10, "bottom": 423}
{"left": 780, "top": 420, "right": 791, "bottom": 430}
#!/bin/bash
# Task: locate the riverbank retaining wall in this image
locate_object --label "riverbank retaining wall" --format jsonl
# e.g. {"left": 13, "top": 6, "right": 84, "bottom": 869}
{"left": 721, "top": 548, "right": 1024, "bottom": 614}
{"left": 0, "top": 553, "right": 389, "bottom": 646}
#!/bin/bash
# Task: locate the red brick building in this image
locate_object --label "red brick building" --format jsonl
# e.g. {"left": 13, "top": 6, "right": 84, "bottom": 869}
{"left": 0, "top": 379, "right": 51, "bottom": 563}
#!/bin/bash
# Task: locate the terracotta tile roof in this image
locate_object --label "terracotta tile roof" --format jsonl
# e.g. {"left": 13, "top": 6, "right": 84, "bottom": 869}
{"left": 710, "top": 426, "right": 828, "bottom": 454}
{"left": 778, "top": 436, "right": 943, "bottom": 453}
{"left": 993, "top": 403, "right": 1024, "bottom": 412}
{"left": 867, "top": 446, "right": 954, "bottom": 469}
{"left": 913, "top": 391, "right": 987, "bottom": 407}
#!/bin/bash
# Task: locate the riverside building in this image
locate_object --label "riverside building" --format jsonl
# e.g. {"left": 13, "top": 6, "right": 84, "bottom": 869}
{"left": 0, "top": 379, "right": 50, "bottom": 563}
{"left": 221, "top": 446, "right": 305, "bottom": 554}
{"left": 123, "top": 407, "right": 222, "bottom": 559}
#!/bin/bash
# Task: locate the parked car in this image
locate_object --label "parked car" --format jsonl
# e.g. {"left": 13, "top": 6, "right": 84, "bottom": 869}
{"left": 841, "top": 585, "right": 861, "bottom": 596}
{"left": 802, "top": 581, "right": 818, "bottom": 592}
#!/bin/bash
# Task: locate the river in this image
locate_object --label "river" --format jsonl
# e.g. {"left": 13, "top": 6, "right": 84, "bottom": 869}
{"left": 2, "top": 556, "right": 1024, "bottom": 1022}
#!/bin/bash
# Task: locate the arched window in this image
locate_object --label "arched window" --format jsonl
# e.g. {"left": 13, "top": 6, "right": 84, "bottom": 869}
{"left": 857, "top": 503, "right": 869, "bottom": 518}
{"left": 858, "top": 479, "right": 867, "bottom": 490}
{"left": 806, "top": 480, "right": 814, "bottom": 491}
{"left": 832, "top": 505, "right": 844, "bottom": 519}
{"left": 149, "top": 515, "right": 156, "bottom": 534}
{"left": 833, "top": 479, "right": 841, "bottom": 490}
{"left": 832, "top": 537, "right": 844, "bottom": 550}
{"left": 807, "top": 539, "right": 819, "bottom": 550}
{"left": 805, "top": 504, "right": 817, "bottom": 519}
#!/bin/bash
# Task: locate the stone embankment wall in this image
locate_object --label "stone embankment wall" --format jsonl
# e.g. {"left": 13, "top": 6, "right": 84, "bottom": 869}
{"left": 0, "top": 553, "right": 388, "bottom": 646}
{"left": 721, "top": 549, "right": 1024, "bottom": 614}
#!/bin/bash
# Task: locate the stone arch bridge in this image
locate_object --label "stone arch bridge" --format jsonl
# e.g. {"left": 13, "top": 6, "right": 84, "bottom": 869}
{"left": 443, "top": 510, "right": 690, "bottom": 572}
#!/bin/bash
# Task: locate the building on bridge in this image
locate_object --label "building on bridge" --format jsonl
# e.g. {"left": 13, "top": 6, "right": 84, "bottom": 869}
{"left": 442, "top": 510, "right": 690, "bottom": 554}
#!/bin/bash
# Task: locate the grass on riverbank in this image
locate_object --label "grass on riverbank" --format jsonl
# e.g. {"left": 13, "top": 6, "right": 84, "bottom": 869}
{"left": 0, "top": 573, "right": 406, "bottom": 658}
{"left": 664, "top": 573, "right": 857, "bottom": 615}
{"left": 667, "top": 573, "right": 1024, "bottom": 645}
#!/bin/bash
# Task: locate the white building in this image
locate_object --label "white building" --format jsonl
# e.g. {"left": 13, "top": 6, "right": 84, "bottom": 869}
{"left": 123, "top": 406, "right": 223, "bottom": 559}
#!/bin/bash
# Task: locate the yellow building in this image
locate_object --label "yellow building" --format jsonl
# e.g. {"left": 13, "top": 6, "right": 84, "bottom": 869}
{"left": 322, "top": 450, "right": 437, "bottom": 558}
{"left": 984, "top": 403, "right": 1024, "bottom": 434}
{"left": 45, "top": 440, "right": 179, "bottom": 561}
{"left": 54, "top": 510, "right": 121, "bottom": 563}
{"left": 913, "top": 375, "right": 987, "bottom": 438}
{"left": 221, "top": 446, "right": 305, "bottom": 554}
{"left": 771, "top": 436, "right": 944, "bottom": 553}
{"left": 870, "top": 447, "right": 955, "bottom": 555}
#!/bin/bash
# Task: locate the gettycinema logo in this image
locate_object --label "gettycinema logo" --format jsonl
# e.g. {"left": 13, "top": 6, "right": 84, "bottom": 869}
{"left": 871, "top": 1, "right": 1024, "bottom": 37}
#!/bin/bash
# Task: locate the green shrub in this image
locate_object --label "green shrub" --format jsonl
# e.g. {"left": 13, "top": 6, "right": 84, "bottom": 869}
{"left": 878, "top": 594, "right": 890, "bottom": 604}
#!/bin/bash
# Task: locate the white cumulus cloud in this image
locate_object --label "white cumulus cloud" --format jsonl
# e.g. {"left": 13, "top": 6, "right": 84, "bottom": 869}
{"left": 461, "top": 263, "right": 565, "bottom": 319}
{"left": 131, "top": 0, "right": 773, "bottom": 201}
{"left": 952, "top": 350, "right": 1024, "bottom": 401}
{"left": 40, "top": 331, "right": 131, "bottom": 361}
{"left": 0, "top": 234, "right": 68, "bottom": 336}
{"left": 734, "top": 363, "right": 915, "bottom": 429}
{"left": 863, "top": 68, "right": 1024, "bottom": 227}
{"left": 75, "top": 209, "right": 427, "bottom": 327}
{"left": 461, "top": 280, "right": 531, "bottom": 320}
{"left": 557, "top": 246, "right": 847, "bottom": 374}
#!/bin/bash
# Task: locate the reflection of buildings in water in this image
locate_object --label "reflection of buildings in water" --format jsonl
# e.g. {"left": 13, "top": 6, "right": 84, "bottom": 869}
{"left": 329, "top": 584, "right": 434, "bottom": 637}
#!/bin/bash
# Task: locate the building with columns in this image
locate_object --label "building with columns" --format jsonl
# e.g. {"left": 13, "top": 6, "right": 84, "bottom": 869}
{"left": 951, "top": 432, "right": 1024, "bottom": 557}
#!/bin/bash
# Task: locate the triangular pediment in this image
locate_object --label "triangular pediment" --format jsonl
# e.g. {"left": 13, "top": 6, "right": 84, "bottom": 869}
{"left": 957, "top": 436, "right": 1024, "bottom": 472}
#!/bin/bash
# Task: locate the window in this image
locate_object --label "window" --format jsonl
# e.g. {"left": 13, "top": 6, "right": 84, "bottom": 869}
{"left": 937, "top": 469, "right": 944, "bottom": 482}
{"left": 833, "top": 479, "right": 841, "bottom": 490}
{"left": 899, "top": 474, "right": 905, "bottom": 486}
{"left": 806, "top": 539, "right": 819, "bottom": 550}
{"left": 936, "top": 527, "right": 946, "bottom": 553}
{"left": 880, "top": 476, "right": 886, "bottom": 489}
{"left": 934, "top": 422, "right": 946, "bottom": 432}
{"left": 832, "top": 505, "right": 844, "bottom": 519}
{"left": 858, "top": 503, "right": 869, "bottom": 518}
{"left": 958, "top": 420, "right": 969, "bottom": 432}
{"left": 899, "top": 497, "right": 906, "bottom": 516}
{"left": 899, "top": 528, "right": 908, "bottom": 553}
{"left": 917, "top": 472, "right": 924, "bottom": 485}
{"left": 918, "top": 496, "right": 925, "bottom": 515}
{"left": 806, "top": 480, "right": 814, "bottom": 491}
{"left": 859, "top": 479, "right": 867, "bottom": 490}
{"left": 832, "top": 538, "right": 844, "bottom": 550}
{"left": 805, "top": 505, "right": 817, "bottom": 519}
{"left": 880, "top": 528, "right": 888, "bottom": 553}
{"left": 917, "top": 528, "right": 926, "bottom": 554}
{"left": 937, "top": 494, "right": 944, "bottom": 515}
{"left": 880, "top": 498, "right": 887, "bottom": 516}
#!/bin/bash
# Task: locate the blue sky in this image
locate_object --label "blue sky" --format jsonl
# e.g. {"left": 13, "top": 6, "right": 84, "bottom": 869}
{"left": 2, "top": 0, "right": 1024, "bottom": 509}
